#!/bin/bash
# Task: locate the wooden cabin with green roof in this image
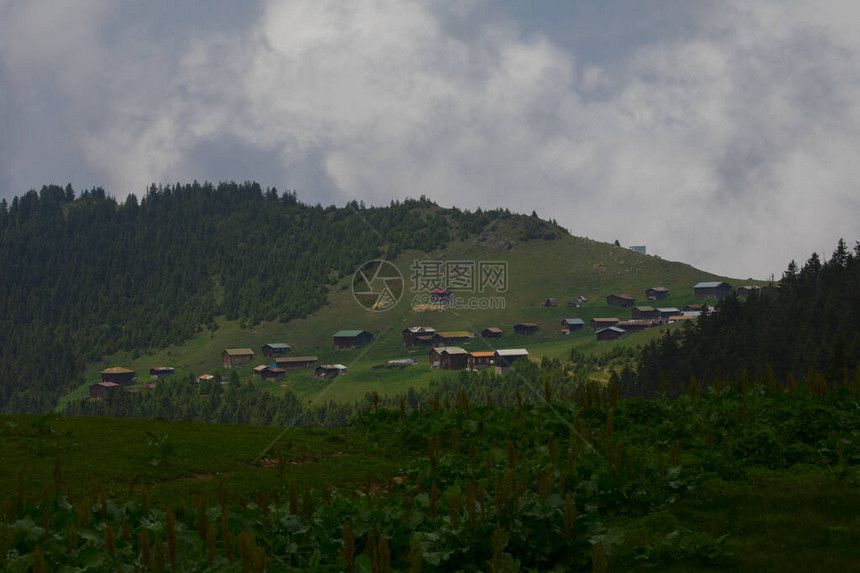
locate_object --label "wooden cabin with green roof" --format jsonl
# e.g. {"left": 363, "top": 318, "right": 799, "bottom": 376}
{"left": 261, "top": 343, "right": 291, "bottom": 357}
{"left": 333, "top": 330, "right": 373, "bottom": 350}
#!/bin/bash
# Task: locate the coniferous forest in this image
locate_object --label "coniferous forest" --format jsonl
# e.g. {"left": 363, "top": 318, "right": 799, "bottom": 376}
{"left": 626, "top": 239, "right": 860, "bottom": 398}
{"left": 0, "top": 182, "right": 453, "bottom": 413}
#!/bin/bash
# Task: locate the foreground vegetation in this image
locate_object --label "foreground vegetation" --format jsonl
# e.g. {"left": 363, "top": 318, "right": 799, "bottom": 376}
{"left": 2, "top": 371, "right": 859, "bottom": 571}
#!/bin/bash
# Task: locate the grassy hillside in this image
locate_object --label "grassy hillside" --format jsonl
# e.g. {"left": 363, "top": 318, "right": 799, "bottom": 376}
{"left": 67, "top": 218, "right": 750, "bottom": 406}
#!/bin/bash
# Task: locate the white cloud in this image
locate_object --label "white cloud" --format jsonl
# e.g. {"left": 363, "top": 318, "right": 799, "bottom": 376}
{"left": 2, "top": 0, "right": 860, "bottom": 279}
{"left": 1, "top": 0, "right": 112, "bottom": 90}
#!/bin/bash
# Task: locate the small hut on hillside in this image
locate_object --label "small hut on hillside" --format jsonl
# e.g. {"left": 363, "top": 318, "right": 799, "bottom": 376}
{"left": 101, "top": 367, "right": 135, "bottom": 386}
{"left": 223, "top": 348, "right": 254, "bottom": 368}
{"left": 333, "top": 330, "right": 373, "bottom": 350}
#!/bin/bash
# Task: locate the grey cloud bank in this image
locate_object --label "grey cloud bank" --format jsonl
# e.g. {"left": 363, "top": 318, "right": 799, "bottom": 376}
{"left": 2, "top": 0, "right": 859, "bottom": 280}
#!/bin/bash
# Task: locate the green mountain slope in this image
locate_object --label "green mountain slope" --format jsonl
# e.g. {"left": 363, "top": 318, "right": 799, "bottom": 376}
{"left": 74, "top": 211, "right": 744, "bottom": 406}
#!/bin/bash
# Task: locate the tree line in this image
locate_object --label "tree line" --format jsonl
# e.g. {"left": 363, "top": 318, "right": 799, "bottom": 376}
{"left": 0, "top": 183, "right": 464, "bottom": 413}
{"left": 624, "top": 239, "right": 860, "bottom": 397}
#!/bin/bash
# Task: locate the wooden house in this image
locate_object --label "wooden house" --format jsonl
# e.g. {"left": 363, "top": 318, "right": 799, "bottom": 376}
{"left": 89, "top": 381, "right": 120, "bottom": 400}
{"left": 590, "top": 318, "right": 620, "bottom": 330}
{"left": 258, "top": 366, "right": 286, "bottom": 381}
{"left": 544, "top": 297, "right": 558, "bottom": 307}
{"left": 333, "top": 330, "right": 373, "bottom": 350}
{"left": 737, "top": 286, "right": 760, "bottom": 298}
{"left": 275, "top": 356, "right": 319, "bottom": 370}
{"left": 513, "top": 323, "right": 538, "bottom": 336}
{"left": 694, "top": 281, "right": 732, "bottom": 299}
{"left": 101, "top": 367, "right": 135, "bottom": 386}
{"left": 261, "top": 343, "right": 291, "bottom": 357}
{"left": 494, "top": 349, "right": 529, "bottom": 373}
{"left": 315, "top": 364, "right": 349, "bottom": 379}
{"left": 656, "top": 307, "right": 680, "bottom": 319}
{"left": 149, "top": 367, "right": 174, "bottom": 380}
{"left": 429, "top": 347, "right": 468, "bottom": 370}
{"left": 432, "top": 331, "right": 474, "bottom": 346}
{"left": 467, "top": 351, "right": 495, "bottom": 371}
{"left": 616, "top": 320, "right": 659, "bottom": 333}
{"left": 197, "top": 374, "right": 215, "bottom": 383}
{"left": 223, "top": 348, "right": 254, "bottom": 368}
{"left": 481, "top": 327, "right": 503, "bottom": 338}
{"left": 402, "top": 327, "right": 436, "bottom": 347}
{"left": 606, "top": 293, "right": 635, "bottom": 308}
{"left": 631, "top": 306, "right": 659, "bottom": 319}
{"left": 254, "top": 364, "right": 286, "bottom": 380}
{"left": 683, "top": 304, "right": 706, "bottom": 313}
{"left": 645, "top": 287, "right": 670, "bottom": 301}
{"left": 596, "top": 326, "right": 627, "bottom": 342}
{"left": 560, "top": 318, "right": 584, "bottom": 332}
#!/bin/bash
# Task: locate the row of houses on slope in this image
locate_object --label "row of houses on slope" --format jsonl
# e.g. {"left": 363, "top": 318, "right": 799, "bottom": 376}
{"left": 91, "top": 278, "right": 772, "bottom": 400}
{"left": 591, "top": 305, "right": 704, "bottom": 342}
{"left": 602, "top": 287, "right": 671, "bottom": 309}
{"left": 429, "top": 347, "right": 530, "bottom": 373}
{"left": 246, "top": 355, "right": 323, "bottom": 382}
{"left": 600, "top": 281, "right": 774, "bottom": 310}
{"left": 90, "top": 366, "right": 160, "bottom": 399}
{"left": 219, "top": 330, "right": 374, "bottom": 371}
{"left": 145, "top": 332, "right": 370, "bottom": 391}
{"left": 402, "top": 324, "right": 543, "bottom": 347}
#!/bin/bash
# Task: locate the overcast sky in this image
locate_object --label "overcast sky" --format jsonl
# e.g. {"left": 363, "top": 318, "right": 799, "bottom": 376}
{"left": 2, "top": 1, "right": 859, "bottom": 279}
